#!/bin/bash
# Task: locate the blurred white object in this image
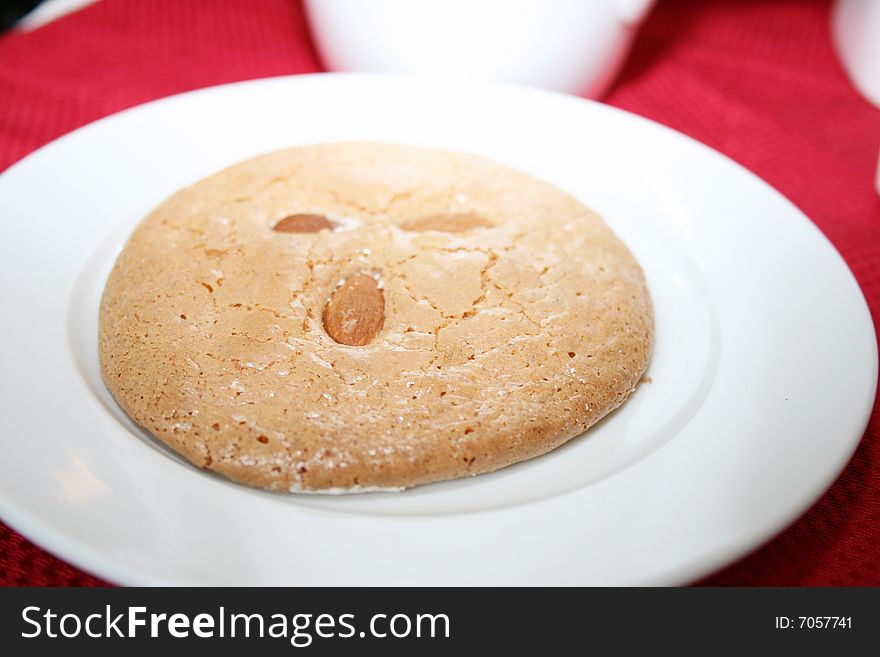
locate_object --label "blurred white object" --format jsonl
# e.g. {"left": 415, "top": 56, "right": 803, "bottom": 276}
{"left": 832, "top": 0, "right": 880, "bottom": 196}
{"left": 304, "top": 0, "right": 655, "bottom": 98}
{"left": 18, "top": 0, "right": 98, "bottom": 31}
{"left": 833, "top": 0, "right": 880, "bottom": 108}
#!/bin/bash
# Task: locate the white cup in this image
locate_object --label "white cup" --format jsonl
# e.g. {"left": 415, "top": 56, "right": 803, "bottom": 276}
{"left": 833, "top": 0, "right": 880, "bottom": 109}
{"left": 831, "top": 0, "right": 880, "bottom": 196}
{"left": 304, "top": 0, "right": 655, "bottom": 98}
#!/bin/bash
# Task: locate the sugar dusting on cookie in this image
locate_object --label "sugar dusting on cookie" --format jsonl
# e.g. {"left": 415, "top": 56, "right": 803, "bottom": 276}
{"left": 98, "top": 142, "right": 653, "bottom": 493}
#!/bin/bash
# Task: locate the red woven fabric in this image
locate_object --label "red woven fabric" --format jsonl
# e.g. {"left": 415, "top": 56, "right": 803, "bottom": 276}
{"left": 0, "top": 0, "right": 877, "bottom": 586}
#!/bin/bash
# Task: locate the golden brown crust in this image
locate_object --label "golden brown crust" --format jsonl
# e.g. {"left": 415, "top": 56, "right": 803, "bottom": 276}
{"left": 99, "top": 143, "right": 653, "bottom": 492}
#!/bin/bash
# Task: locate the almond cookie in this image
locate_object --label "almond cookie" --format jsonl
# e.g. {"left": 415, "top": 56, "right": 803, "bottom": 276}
{"left": 99, "top": 142, "right": 653, "bottom": 492}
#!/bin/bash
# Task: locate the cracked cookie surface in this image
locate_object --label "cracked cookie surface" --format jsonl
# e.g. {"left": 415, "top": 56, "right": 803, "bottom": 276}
{"left": 99, "top": 142, "right": 653, "bottom": 492}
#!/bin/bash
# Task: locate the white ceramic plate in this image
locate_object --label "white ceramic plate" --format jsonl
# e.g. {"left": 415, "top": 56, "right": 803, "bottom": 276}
{"left": 0, "top": 74, "right": 875, "bottom": 585}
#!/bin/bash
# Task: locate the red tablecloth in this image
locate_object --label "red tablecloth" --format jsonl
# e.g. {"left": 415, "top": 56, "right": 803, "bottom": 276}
{"left": 0, "top": 0, "right": 878, "bottom": 586}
